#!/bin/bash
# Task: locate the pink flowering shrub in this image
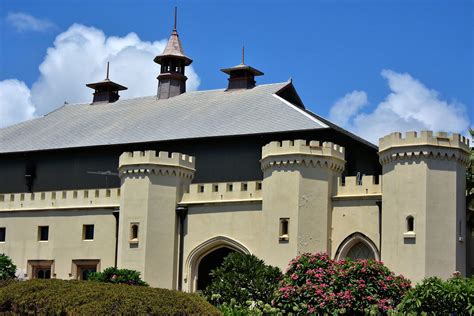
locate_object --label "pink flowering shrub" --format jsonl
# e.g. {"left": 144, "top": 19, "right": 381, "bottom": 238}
{"left": 272, "top": 253, "right": 411, "bottom": 314}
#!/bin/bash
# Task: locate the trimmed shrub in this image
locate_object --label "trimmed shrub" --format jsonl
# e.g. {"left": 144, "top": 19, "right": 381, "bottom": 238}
{"left": 203, "top": 252, "right": 282, "bottom": 311}
{"left": 0, "top": 254, "right": 16, "bottom": 280}
{"left": 0, "top": 279, "right": 221, "bottom": 315}
{"left": 273, "top": 253, "right": 411, "bottom": 314}
{"left": 396, "top": 275, "right": 474, "bottom": 315}
{"left": 87, "top": 267, "right": 148, "bottom": 286}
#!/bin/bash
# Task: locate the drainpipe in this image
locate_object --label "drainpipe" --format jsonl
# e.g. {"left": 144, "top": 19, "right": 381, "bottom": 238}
{"left": 176, "top": 205, "right": 188, "bottom": 291}
{"left": 112, "top": 209, "right": 120, "bottom": 268}
{"left": 376, "top": 201, "right": 382, "bottom": 258}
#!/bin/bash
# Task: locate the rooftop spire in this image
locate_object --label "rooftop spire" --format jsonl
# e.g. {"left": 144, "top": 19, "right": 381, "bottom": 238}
{"left": 221, "top": 47, "right": 264, "bottom": 90}
{"left": 86, "top": 62, "right": 127, "bottom": 104}
{"left": 154, "top": 7, "right": 193, "bottom": 99}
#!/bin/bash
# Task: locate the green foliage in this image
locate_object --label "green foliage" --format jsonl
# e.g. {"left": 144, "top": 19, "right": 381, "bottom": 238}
{"left": 0, "top": 278, "right": 221, "bottom": 315}
{"left": 203, "top": 252, "right": 282, "bottom": 310}
{"left": 396, "top": 275, "right": 474, "bottom": 315}
{"left": 217, "top": 298, "right": 280, "bottom": 315}
{"left": 87, "top": 267, "right": 148, "bottom": 286}
{"left": 0, "top": 254, "right": 16, "bottom": 280}
{"left": 273, "top": 253, "right": 411, "bottom": 315}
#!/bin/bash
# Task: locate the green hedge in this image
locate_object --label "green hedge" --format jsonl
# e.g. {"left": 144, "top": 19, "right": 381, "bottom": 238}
{"left": 0, "top": 279, "right": 221, "bottom": 315}
{"left": 396, "top": 276, "right": 474, "bottom": 315}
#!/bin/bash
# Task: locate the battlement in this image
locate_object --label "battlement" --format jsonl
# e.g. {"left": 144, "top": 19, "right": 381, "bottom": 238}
{"left": 180, "top": 181, "right": 262, "bottom": 205}
{"left": 0, "top": 188, "right": 120, "bottom": 212}
{"left": 379, "top": 131, "right": 470, "bottom": 153}
{"left": 333, "top": 175, "right": 382, "bottom": 198}
{"left": 119, "top": 150, "right": 195, "bottom": 171}
{"left": 262, "top": 139, "right": 345, "bottom": 160}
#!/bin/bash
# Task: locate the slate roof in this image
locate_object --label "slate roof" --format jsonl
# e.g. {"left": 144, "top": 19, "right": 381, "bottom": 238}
{"left": 0, "top": 82, "right": 333, "bottom": 154}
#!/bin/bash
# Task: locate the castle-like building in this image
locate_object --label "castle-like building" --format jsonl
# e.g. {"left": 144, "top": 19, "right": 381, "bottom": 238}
{"left": 0, "top": 13, "right": 471, "bottom": 291}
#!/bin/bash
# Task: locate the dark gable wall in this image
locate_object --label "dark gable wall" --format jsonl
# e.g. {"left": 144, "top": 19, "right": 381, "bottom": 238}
{"left": 0, "top": 128, "right": 381, "bottom": 193}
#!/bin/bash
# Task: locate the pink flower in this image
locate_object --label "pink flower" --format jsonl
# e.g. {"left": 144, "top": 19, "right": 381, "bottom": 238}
{"left": 291, "top": 273, "right": 299, "bottom": 280}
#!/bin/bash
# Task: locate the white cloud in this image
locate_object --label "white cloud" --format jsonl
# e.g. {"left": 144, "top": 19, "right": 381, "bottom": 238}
{"left": 329, "top": 90, "right": 368, "bottom": 127}
{"left": 0, "top": 23, "right": 201, "bottom": 125}
{"left": 329, "top": 69, "right": 470, "bottom": 144}
{"left": 0, "top": 80, "right": 35, "bottom": 127}
{"left": 6, "top": 12, "right": 55, "bottom": 32}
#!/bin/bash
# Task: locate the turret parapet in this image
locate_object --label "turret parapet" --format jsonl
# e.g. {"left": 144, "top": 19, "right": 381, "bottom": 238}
{"left": 333, "top": 175, "right": 382, "bottom": 198}
{"left": 379, "top": 131, "right": 470, "bottom": 166}
{"left": 261, "top": 139, "right": 345, "bottom": 172}
{"left": 379, "top": 131, "right": 470, "bottom": 152}
{"left": 119, "top": 150, "right": 195, "bottom": 179}
{"left": 262, "top": 139, "right": 345, "bottom": 160}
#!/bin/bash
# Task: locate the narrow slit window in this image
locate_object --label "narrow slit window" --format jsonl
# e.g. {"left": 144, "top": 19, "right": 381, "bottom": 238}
{"left": 279, "top": 218, "right": 289, "bottom": 241}
{"left": 406, "top": 216, "right": 414, "bottom": 232}
{"left": 130, "top": 223, "right": 139, "bottom": 242}
{"left": 198, "top": 185, "right": 204, "bottom": 193}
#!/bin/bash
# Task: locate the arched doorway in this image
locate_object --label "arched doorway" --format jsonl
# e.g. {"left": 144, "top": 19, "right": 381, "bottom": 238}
{"left": 185, "top": 236, "right": 251, "bottom": 292}
{"left": 335, "top": 232, "right": 379, "bottom": 261}
{"left": 197, "top": 247, "right": 235, "bottom": 291}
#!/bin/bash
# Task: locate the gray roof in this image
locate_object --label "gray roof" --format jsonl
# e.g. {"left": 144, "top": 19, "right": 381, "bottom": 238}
{"left": 0, "top": 82, "right": 330, "bottom": 154}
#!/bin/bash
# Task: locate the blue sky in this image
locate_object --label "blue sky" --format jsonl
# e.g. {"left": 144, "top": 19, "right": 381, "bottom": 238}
{"left": 0, "top": 0, "right": 472, "bottom": 143}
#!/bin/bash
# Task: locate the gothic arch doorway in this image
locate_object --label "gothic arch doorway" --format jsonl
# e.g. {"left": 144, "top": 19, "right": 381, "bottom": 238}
{"left": 335, "top": 232, "right": 380, "bottom": 261}
{"left": 185, "top": 236, "right": 250, "bottom": 292}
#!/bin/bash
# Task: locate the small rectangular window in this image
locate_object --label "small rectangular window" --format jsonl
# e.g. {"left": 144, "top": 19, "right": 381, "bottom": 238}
{"left": 198, "top": 185, "right": 204, "bottom": 193}
{"left": 256, "top": 182, "right": 262, "bottom": 190}
{"left": 279, "top": 218, "right": 289, "bottom": 241}
{"left": 0, "top": 228, "right": 5, "bottom": 242}
{"left": 38, "top": 226, "right": 49, "bottom": 241}
{"left": 212, "top": 184, "right": 219, "bottom": 192}
{"left": 241, "top": 183, "right": 248, "bottom": 191}
{"left": 227, "top": 184, "right": 233, "bottom": 192}
{"left": 83, "top": 225, "right": 94, "bottom": 240}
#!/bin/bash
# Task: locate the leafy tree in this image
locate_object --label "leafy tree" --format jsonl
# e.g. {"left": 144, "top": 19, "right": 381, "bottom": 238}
{"left": 87, "top": 267, "right": 148, "bottom": 286}
{"left": 203, "top": 252, "right": 282, "bottom": 310}
{"left": 0, "top": 254, "right": 16, "bottom": 280}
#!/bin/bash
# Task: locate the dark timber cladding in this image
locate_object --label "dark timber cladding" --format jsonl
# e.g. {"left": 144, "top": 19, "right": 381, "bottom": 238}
{"left": 154, "top": 7, "right": 192, "bottom": 99}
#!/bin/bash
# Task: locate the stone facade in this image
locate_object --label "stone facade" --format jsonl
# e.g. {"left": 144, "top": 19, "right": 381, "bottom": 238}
{"left": 0, "top": 131, "right": 470, "bottom": 289}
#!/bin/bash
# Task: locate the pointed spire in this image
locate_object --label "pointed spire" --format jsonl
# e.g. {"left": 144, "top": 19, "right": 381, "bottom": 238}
{"left": 242, "top": 46, "right": 245, "bottom": 65}
{"left": 154, "top": 7, "right": 192, "bottom": 99}
{"left": 154, "top": 7, "right": 192, "bottom": 66}
{"left": 106, "top": 61, "right": 110, "bottom": 80}
{"left": 173, "top": 6, "right": 177, "bottom": 31}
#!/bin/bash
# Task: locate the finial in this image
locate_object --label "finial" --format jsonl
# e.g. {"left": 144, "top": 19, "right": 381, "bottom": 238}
{"left": 173, "top": 7, "right": 178, "bottom": 31}
{"left": 242, "top": 46, "right": 245, "bottom": 64}
{"left": 106, "top": 61, "right": 110, "bottom": 80}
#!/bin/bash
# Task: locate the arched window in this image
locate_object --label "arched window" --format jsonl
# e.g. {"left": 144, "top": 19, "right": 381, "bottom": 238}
{"left": 335, "top": 233, "right": 379, "bottom": 261}
{"left": 346, "top": 242, "right": 375, "bottom": 260}
{"left": 406, "top": 216, "right": 414, "bottom": 232}
{"left": 130, "top": 223, "right": 139, "bottom": 241}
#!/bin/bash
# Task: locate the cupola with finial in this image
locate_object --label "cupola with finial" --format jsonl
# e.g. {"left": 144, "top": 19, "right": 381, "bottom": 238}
{"left": 86, "top": 62, "right": 127, "bottom": 104}
{"left": 221, "top": 46, "right": 263, "bottom": 90}
{"left": 154, "top": 7, "right": 192, "bottom": 99}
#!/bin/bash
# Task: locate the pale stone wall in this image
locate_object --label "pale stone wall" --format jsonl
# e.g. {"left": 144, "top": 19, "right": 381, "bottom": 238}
{"left": 0, "top": 131, "right": 470, "bottom": 289}
{"left": 379, "top": 131, "right": 470, "bottom": 281}
{"left": 0, "top": 208, "right": 116, "bottom": 279}
{"left": 117, "top": 150, "right": 195, "bottom": 289}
